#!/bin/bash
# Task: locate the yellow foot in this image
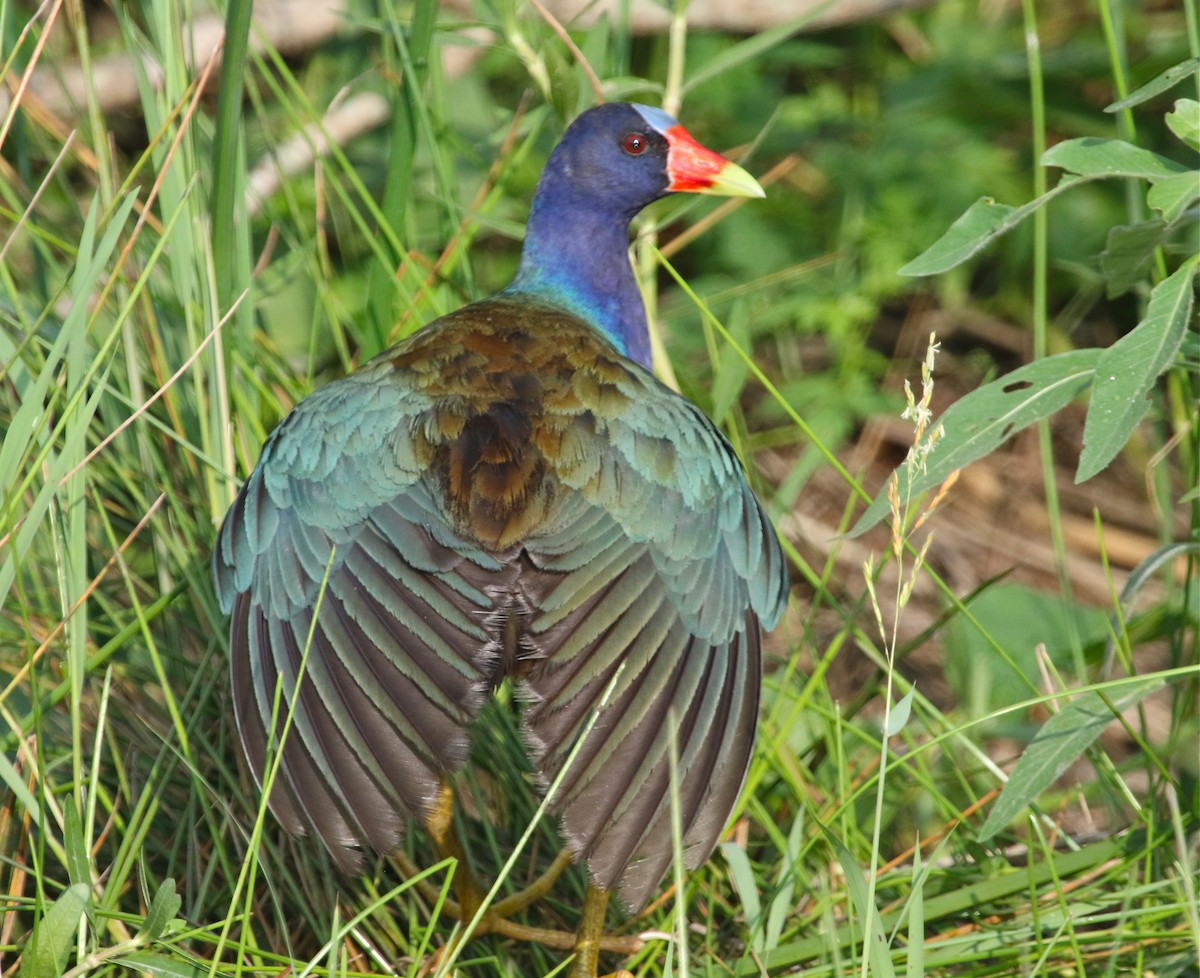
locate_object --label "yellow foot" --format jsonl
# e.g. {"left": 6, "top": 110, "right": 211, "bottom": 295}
{"left": 394, "top": 785, "right": 642, "bottom": 971}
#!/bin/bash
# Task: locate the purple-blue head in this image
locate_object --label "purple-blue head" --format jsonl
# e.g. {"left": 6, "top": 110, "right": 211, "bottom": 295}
{"left": 508, "top": 103, "right": 763, "bottom": 368}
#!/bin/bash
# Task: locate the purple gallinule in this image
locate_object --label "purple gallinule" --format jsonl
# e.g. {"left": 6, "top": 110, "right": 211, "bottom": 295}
{"left": 214, "top": 102, "right": 788, "bottom": 976}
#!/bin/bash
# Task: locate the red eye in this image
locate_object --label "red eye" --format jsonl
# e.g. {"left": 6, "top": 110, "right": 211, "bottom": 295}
{"left": 622, "top": 132, "right": 647, "bottom": 155}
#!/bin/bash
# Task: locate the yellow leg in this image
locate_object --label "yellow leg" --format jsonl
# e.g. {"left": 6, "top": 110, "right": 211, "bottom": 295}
{"left": 425, "top": 781, "right": 485, "bottom": 918}
{"left": 392, "top": 785, "right": 643, "bottom": 967}
{"left": 569, "top": 884, "right": 629, "bottom": 978}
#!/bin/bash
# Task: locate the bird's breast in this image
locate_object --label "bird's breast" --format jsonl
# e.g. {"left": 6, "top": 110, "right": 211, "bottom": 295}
{"left": 384, "top": 297, "right": 642, "bottom": 551}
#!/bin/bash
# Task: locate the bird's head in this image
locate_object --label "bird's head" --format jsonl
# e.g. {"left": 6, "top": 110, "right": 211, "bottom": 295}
{"left": 539, "top": 102, "right": 764, "bottom": 219}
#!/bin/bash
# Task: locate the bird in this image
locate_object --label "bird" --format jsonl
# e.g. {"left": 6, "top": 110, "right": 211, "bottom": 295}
{"left": 213, "top": 101, "right": 789, "bottom": 977}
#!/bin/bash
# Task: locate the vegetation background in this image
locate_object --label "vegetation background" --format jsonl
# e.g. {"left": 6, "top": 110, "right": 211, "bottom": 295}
{"left": 1, "top": 0, "right": 1197, "bottom": 975}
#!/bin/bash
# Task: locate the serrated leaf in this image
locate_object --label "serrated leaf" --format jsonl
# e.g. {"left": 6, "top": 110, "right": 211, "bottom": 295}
{"left": 851, "top": 350, "right": 1101, "bottom": 535}
{"left": 19, "top": 883, "right": 90, "bottom": 978}
{"left": 119, "top": 951, "right": 207, "bottom": 978}
{"left": 1078, "top": 255, "right": 1199, "bottom": 482}
{"left": 138, "top": 879, "right": 182, "bottom": 941}
{"left": 978, "top": 678, "right": 1165, "bottom": 840}
{"left": 1105, "top": 58, "right": 1200, "bottom": 112}
{"left": 900, "top": 178, "right": 1084, "bottom": 276}
{"left": 1146, "top": 171, "right": 1200, "bottom": 223}
{"left": 1166, "top": 98, "right": 1200, "bottom": 151}
{"left": 1101, "top": 221, "right": 1169, "bottom": 297}
{"left": 1042, "top": 137, "right": 1188, "bottom": 180}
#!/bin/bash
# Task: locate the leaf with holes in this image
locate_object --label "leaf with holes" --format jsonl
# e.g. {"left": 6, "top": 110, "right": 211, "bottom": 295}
{"left": 1078, "top": 255, "right": 1199, "bottom": 483}
{"left": 851, "top": 350, "right": 1101, "bottom": 535}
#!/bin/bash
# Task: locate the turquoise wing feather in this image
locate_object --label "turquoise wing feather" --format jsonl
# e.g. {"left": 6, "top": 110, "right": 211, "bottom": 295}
{"left": 519, "top": 361, "right": 787, "bottom": 908}
{"left": 214, "top": 356, "right": 507, "bottom": 868}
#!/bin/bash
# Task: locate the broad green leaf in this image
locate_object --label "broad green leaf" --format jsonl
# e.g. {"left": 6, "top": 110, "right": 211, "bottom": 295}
{"left": 19, "top": 883, "right": 90, "bottom": 978}
{"left": 138, "top": 878, "right": 182, "bottom": 941}
{"left": 119, "top": 951, "right": 207, "bottom": 978}
{"left": 851, "top": 350, "right": 1101, "bottom": 534}
{"left": 1165, "top": 98, "right": 1200, "bottom": 151}
{"left": 978, "top": 678, "right": 1166, "bottom": 840}
{"left": 900, "top": 177, "right": 1084, "bottom": 276}
{"left": 944, "top": 585, "right": 1109, "bottom": 723}
{"left": 1146, "top": 171, "right": 1200, "bottom": 223}
{"left": 1104, "top": 58, "right": 1200, "bottom": 112}
{"left": 1078, "top": 255, "right": 1199, "bottom": 482}
{"left": 1042, "top": 137, "right": 1188, "bottom": 180}
{"left": 900, "top": 197, "right": 1013, "bottom": 276}
{"left": 1101, "top": 221, "right": 1169, "bottom": 297}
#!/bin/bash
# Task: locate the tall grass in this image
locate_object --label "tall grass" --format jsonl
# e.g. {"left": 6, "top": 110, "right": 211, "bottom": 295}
{"left": 2, "top": 0, "right": 1197, "bottom": 976}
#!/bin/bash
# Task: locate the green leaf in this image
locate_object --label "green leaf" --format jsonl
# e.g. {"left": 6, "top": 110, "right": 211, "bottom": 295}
{"left": 137, "top": 879, "right": 182, "bottom": 941}
{"left": 118, "top": 951, "right": 208, "bottom": 978}
{"left": 1146, "top": 171, "right": 1200, "bottom": 224}
{"left": 63, "top": 800, "right": 90, "bottom": 893}
{"left": 0, "top": 749, "right": 41, "bottom": 827}
{"left": 721, "top": 842, "right": 763, "bottom": 951}
{"left": 1077, "top": 255, "right": 1199, "bottom": 482}
{"left": 1105, "top": 58, "right": 1200, "bottom": 112}
{"left": 1101, "top": 221, "right": 1169, "bottom": 297}
{"left": 1165, "top": 98, "right": 1200, "bottom": 151}
{"left": 711, "top": 302, "right": 750, "bottom": 424}
{"left": 1041, "top": 137, "right": 1188, "bottom": 180}
{"left": 819, "top": 824, "right": 896, "bottom": 978}
{"left": 886, "top": 686, "right": 915, "bottom": 737}
{"left": 944, "top": 585, "right": 1109, "bottom": 723}
{"left": 900, "top": 197, "right": 1013, "bottom": 276}
{"left": 19, "top": 883, "right": 90, "bottom": 978}
{"left": 899, "top": 177, "right": 1085, "bottom": 276}
{"left": 904, "top": 846, "right": 925, "bottom": 978}
{"left": 978, "top": 678, "right": 1166, "bottom": 840}
{"left": 851, "top": 350, "right": 1101, "bottom": 535}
